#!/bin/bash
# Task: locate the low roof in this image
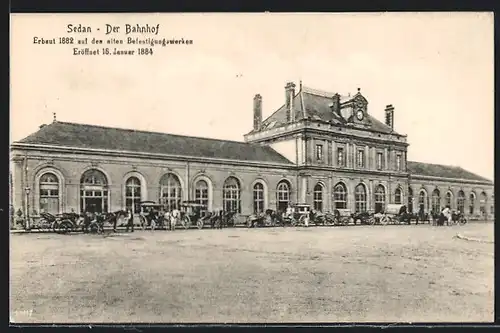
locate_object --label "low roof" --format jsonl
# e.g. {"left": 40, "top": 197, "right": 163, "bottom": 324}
{"left": 407, "top": 161, "right": 492, "bottom": 183}
{"left": 15, "top": 121, "right": 294, "bottom": 165}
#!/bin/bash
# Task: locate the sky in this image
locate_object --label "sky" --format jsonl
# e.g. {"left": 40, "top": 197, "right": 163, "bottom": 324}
{"left": 10, "top": 12, "right": 494, "bottom": 180}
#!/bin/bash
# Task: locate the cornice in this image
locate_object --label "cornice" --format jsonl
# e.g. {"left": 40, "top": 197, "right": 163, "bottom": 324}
{"left": 10, "top": 142, "right": 295, "bottom": 170}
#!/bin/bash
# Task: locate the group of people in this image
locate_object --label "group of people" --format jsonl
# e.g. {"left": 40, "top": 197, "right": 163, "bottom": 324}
{"left": 140, "top": 206, "right": 181, "bottom": 231}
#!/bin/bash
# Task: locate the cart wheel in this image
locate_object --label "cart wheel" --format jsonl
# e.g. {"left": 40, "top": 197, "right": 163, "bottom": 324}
{"left": 367, "top": 216, "right": 376, "bottom": 225}
{"left": 182, "top": 216, "right": 190, "bottom": 229}
{"left": 61, "top": 220, "right": 74, "bottom": 234}
{"left": 380, "top": 217, "right": 388, "bottom": 226}
{"left": 196, "top": 219, "right": 204, "bottom": 229}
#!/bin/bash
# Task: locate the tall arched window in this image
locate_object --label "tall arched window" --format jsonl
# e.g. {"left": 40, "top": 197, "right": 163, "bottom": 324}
{"left": 408, "top": 187, "right": 414, "bottom": 213}
{"left": 445, "top": 192, "right": 452, "bottom": 209}
{"left": 418, "top": 190, "right": 427, "bottom": 212}
{"left": 479, "top": 192, "right": 487, "bottom": 217}
{"left": 313, "top": 183, "right": 324, "bottom": 212}
{"left": 333, "top": 183, "right": 347, "bottom": 209}
{"left": 194, "top": 179, "right": 209, "bottom": 215}
{"left": 223, "top": 177, "right": 241, "bottom": 213}
{"left": 355, "top": 184, "right": 367, "bottom": 213}
{"left": 39, "top": 172, "right": 59, "bottom": 214}
{"left": 457, "top": 190, "right": 465, "bottom": 213}
{"left": 431, "top": 189, "right": 441, "bottom": 214}
{"left": 80, "top": 169, "right": 108, "bottom": 213}
{"left": 469, "top": 193, "right": 476, "bottom": 215}
{"left": 394, "top": 188, "right": 402, "bottom": 205}
{"left": 276, "top": 181, "right": 291, "bottom": 212}
{"left": 125, "top": 177, "right": 141, "bottom": 213}
{"left": 160, "top": 173, "right": 182, "bottom": 210}
{"left": 374, "top": 185, "right": 386, "bottom": 213}
{"left": 253, "top": 182, "right": 265, "bottom": 214}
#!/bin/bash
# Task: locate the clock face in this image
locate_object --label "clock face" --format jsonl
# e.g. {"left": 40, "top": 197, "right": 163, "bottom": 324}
{"left": 355, "top": 99, "right": 364, "bottom": 108}
{"left": 356, "top": 110, "right": 364, "bottom": 120}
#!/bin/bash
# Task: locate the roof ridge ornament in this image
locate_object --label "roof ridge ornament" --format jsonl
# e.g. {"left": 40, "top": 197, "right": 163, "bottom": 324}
{"left": 53, "top": 112, "right": 57, "bottom": 123}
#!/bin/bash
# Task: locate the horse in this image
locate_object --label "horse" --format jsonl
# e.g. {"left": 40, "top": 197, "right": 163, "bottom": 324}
{"left": 106, "top": 210, "right": 129, "bottom": 231}
{"left": 351, "top": 211, "right": 371, "bottom": 225}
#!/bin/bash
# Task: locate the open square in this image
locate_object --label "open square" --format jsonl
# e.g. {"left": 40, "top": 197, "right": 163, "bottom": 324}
{"left": 10, "top": 223, "right": 493, "bottom": 323}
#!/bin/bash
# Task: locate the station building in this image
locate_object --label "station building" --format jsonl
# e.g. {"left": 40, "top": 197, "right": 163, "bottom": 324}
{"left": 10, "top": 82, "right": 494, "bottom": 221}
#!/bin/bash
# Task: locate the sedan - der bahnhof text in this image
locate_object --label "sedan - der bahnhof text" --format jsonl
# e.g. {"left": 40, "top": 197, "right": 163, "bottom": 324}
{"left": 10, "top": 82, "right": 494, "bottom": 220}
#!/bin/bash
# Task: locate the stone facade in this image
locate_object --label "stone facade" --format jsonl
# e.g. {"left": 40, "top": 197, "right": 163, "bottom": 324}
{"left": 10, "top": 82, "right": 494, "bottom": 221}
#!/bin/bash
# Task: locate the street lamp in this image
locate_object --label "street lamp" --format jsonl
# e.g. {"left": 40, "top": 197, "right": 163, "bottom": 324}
{"left": 25, "top": 187, "right": 31, "bottom": 231}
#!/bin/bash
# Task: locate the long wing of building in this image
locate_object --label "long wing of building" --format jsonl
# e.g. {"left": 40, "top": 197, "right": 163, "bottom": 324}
{"left": 10, "top": 82, "right": 493, "bottom": 220}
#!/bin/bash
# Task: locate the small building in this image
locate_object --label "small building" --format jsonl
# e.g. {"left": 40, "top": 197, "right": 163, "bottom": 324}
{"left": 9, "top": 82, "right": 494, "bottom": 220}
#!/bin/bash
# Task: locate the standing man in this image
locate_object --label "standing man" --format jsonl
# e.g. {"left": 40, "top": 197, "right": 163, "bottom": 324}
{"left": 126, "top": 209, "right": 134, "bottom": 232}
{"left": 441, "top": 206, "right": 452, "bottom": 226}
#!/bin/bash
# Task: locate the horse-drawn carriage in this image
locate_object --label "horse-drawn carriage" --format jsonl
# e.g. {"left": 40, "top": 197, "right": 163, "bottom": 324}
{"left": 36, "top": 212, "right": 82, "bottom": 233}
{"left": 246, "top": 209, "right": 276, "bottom": 228}
{"left": 369, "top": 204, "right": 410, "bottom": 225}
{"left": 138, "top": 201, "right": 168, "bottom": 230}
{"left": 331, "top": 209, "right": 354, "bottom": 226}
{"left": 177, "top": 201, "right": 209, "bottom": 229}
{"left": 281, "top": 204, "right": 312, "bottom": 226}
{"left": 434, "top": 210, "right": 467, "bottom": 226}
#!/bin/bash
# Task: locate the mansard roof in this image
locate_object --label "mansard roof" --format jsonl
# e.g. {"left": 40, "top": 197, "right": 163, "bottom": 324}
{"left": 407, "top": 161, "right": 492, "bottom": 183}
{"left": 255, "top": 85, "right": 401, "bottom": 135}
{"left": 14, "top": 121, "right": 294, "bottom": 165}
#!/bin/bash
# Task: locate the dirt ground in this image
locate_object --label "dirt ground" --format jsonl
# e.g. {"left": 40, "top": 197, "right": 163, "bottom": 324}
{"left": 10, "top": 223, "right": 494, "bottom": 323}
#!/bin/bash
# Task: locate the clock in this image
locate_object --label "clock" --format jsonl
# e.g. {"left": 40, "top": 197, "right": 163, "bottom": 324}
{"left": 355, "top": 99, "right": 364, "bottom": 108}
{"left": 356, "top": 110, "right": 364, "bottom": 121}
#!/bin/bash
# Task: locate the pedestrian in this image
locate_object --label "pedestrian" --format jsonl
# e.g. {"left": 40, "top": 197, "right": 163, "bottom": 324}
{"left": 171, "top": 207, "right": 180, "bottom": 230}
{"left": 441, "top": 206, "right": 452, "bottom": 226}
{"left": 126, "top": 209, "right": 134, "bottom": 232}
{"left": 150, "top": 211, "right": 157, "bottom": 231}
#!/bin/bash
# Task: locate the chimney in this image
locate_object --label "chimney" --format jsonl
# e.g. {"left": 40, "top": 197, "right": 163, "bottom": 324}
{"left": 385, "top": 104, "right": 395, "bottom": 129}
{"left": 253, "top": 94, "right": 262, "bottom": 131}
{"left": 285, "top": 82, "right": 296, "bottom": 122}
{"left": 331, "top": 93, "right": 341, "bottom": 114}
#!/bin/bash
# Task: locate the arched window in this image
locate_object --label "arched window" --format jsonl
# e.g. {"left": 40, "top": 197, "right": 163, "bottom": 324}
{"left": 333, "top": 183, "right": 347, "bottom": 209}
{"left": 457, "top": 191, "right": 465, "bottom": 214}
{"left": 479, "top": 192, "right": 487, "bottom": 217}
{"left": 469, "top": 193, "right": 476, "bottom": 215}
{"left": 355, "top": 184, "right": 367, "bottom": 213}
{"left": 408, "top": 187, "right": 414, "bottom": 213}
{"left": 394, "top": 188, "right": 402, "bottom": 205}
{"left": 223, "top": 177, "right": 241, "bottom": 213}
{"left": 194, "top": 179, "right": 209, "bottom": 215}
{"left": 374, "top": 185, "right": 385, "bottom": 213}
{"left": 39, "top": 172, "right": 59, "bottom": 214}
{"left": 431, "top": 189, "right": 441, "bottom": 214}
{"left": 253, "top": 182, "right": 265, "bottom": 214}
{"left": 445, "top": 192, "right": 452, "bottom": 209}
{"left": 125, "top": 177, "right": 141, "bottom": 213}
{"left": 313, "top": 183, "right": 324, "bottom": 212}
{"left": 80, "top": 169, "right": 108, "bottom": 213}
{"left": 160, "top": 173, "right": 182, "bottom": 210}
{"left": 276, "top": 181, "right": 290, "bottom": 212}
{"left": 418, "top": 190, "right": 427, "bottom": 212}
